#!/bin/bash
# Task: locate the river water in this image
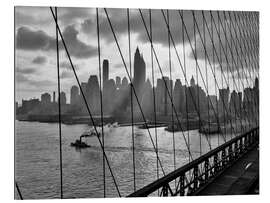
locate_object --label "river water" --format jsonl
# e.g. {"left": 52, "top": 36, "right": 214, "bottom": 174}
{"left": 15, "top": 120, "right": 227, "bottom": 199}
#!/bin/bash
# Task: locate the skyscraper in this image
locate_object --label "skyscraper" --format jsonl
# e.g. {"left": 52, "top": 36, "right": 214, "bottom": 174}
{"left": 190, "top": 75, "right": 195, "bottom": 87}
{"left": 103, "top": 59, "right": 109, "bottom": 87}
{"left": 41, "top": 92, "right": 51, "bottom": 104}
{"left": 53, "top": 91, "right": 56, "bottom": 103}
{"left": 86, "top": 75, "right": 100, "bottom": 112}
{"left": 70, "top": 85, "right": 79, "bottom": 106}
{"left": 59, "top": 91, "right": 66, "bottom": 105}
{"left": 133, "top": 47, "right": 146, "bottom": 96}
{"left": 116, "top": 76, "right": 121, "bottom": 88}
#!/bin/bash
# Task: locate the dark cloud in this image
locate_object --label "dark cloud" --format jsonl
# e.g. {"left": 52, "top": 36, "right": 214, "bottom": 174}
{"left": 16, "top": 67, "right": 37, "bottom": 74}
{"left": 61, "top": 25, "right": 97, "bottom": 58}
{"left": 16, "top": 71, "right": 56, "bottom": 87}
{"left": 80, "top": 9, "right": 211, "bottom": 46}
{"left": 16, "top": 73, "right": 30, "bottom": 83}
{"left": 32, "top": 56, "right": 47, "bottom": 64}
{"left": 60, "top": 70, "right": 73, "bottom": 79}
{"left": 58, "top": 7, "right": 94, "bottom": 25}
{"left": 15, "top": 6, "right": 93, "bottom": 27}
{"left": 16, "top": 26, "right": 55, "bottom": 50}
{"left": 28, "top": 79, "right": 56, "bottom": 87}
{"left": 190, "top": 11, "right": 259, "bottom": 73}
{"left": 16, "top": 25, "right": 98, "bottom": 59}
{"left": 113, "top": 62, "right": 123, "bottom": 69}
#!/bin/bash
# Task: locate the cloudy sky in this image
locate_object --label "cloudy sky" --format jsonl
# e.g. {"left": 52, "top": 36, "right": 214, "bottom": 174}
{"left": 15, "top": 6, "right": 258, "bottom": 103}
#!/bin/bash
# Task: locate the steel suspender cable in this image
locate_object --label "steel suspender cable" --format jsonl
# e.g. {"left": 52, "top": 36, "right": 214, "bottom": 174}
{"left": 217, "top": 12, "right": 227, "bottom": 141}
{"left": 193, "top": 13, "right": 202, "bottom": 156}
{"left": 138, "top": 9, "right": 195, "bottom": 159}
{"left": 191, "top": 11, "right": 242, "bottom": 139}
{"left": 103, "top": 8, "right": 168, "bottom": 176}
{"left": 127, "top": 8, "right": 136, "bottom": 192}
{"left": 176, "top": 11, "right": 229, "bottom": 142}
{"left": 159, "top": 10, "right": 213, "bottom": 149}
{"left": 210, "top": 12, "right": 253, "bottom": 135}
{"left": 167, "top": 9, "right": 176, "bottom": 180}
{"left": 201, "top": 11, "right": 245, "bottom": 138}
{"left": 203, "top": 14, "right": 212, "bottom": 151}
{"left": 96, "top": 8, "right": 106, "bottom": 198}
{"left": 211, "top": 13, "right": 220, "bottom": 146}
{"left": 215, "top": 12, "right": 253, "bottom": 123}
{"left": 54, "top": 7, "right": 63, "bottom": 199}
{"left": 228, "top": 12, "right": 256, "bottom": 128}
{"left": 15, "top": 181, "right": 23, "bottom": 200}
{"left": 181, "top": 11, "right": 191, "bottom": 163}
{"left": 215, "top": 12, "right": 252, "bottom": 132}
{"left": 228, "top": 12, "right": 245, "bottom": 134}
{"left": 49, "top": 7, "right": 121, "bottom": 197}
{"left": 149, "top": 9, "right": 159, "bottom": 194}
{"left": 224, "top": 12, "right": 239, "bottom": 138}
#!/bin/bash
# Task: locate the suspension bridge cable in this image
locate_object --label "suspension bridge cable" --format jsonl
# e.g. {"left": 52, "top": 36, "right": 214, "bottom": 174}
{"left": 203, "top": 13, "right": 212, "bottom": 150}
{"left": 158, "top": 10, "right": 214, "bottom": 149}
{"left": 49, "top": 7, "right": 121, "bottom": 197}
{"left": 96, "top": 8, "right": 106, "bottom": 198}
{"left": 228, "top": 11, "right": 258, "bottom": 127}
{"left": 15, "top": 181, "right": 23, "bottom": 200}
{"left": 213, "top": 11, "right": 255, "bottom": 134}
{"left": 149, "top": 9, "right": 159, "bottom": 193}
{"left": 189, "top": 11, "right": 251, "bottom": 143}
{"left": 192, "top": 12, "right": 202, "bottom": 156}
{"left": 176, "top": 10, "right": 229, "bottom": 143}
{"left": 210, "top": 13, "right": 220, "bottom": 146}
{"left": 191, "top": 11, "right": 246, "bottom": 139}
{"left": 203, "top": 11, "right": 249, "bottom": 136}
{"left": 138, "top": 9, "right": 195, "bottom": 159}
{"left": 224, "top": 11, "right": 240, "bottom": 138}
{"left": 103, "top": 8, "right": 168, "bottom": 176}
{"left": 54, "top": 7, "right": 63, "bottom": 199}
{"left": 167, "top": 9, "right": 177, "bottom": 178}
{"left": 213, "top": 11, "right": 253, "bottom": 131}
{"left": 228, "top": 11, "right": 246, "bottom": 134}
{"left": 127, "top": 8, "right": 136, "bottom": 192}
{"left": 217, "top": 12, "right": 228, "bottom": 141}
{"left": 227, "top": 11, "right": 248, "bottom": 133}
{"left": 242, "top": 12, "right": 259, "bottom": 124}
{"left": 181, "top": 11, "right": 192, "bottom": 162}
{"left": 233, "top": 12, "right": 245, "bottom": 135}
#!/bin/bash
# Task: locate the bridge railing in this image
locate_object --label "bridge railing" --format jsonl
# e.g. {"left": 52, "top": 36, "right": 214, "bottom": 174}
{"left": 127, "top": 127, "right": 259, "bottom": 197}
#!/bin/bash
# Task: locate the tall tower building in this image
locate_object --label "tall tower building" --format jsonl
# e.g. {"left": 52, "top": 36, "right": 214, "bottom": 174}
{"left": 103, "top": 59, "right": 109, "bottom": 87}
{"left": 133, "top": 47, "right": 146, "bottom": 94}
{"left": 190, "top": 75, "right": 195, "bottom": 87}
{"left": 53, "top": 91, "right": 56, "bottom": 103}
{"left": 59, "top": 91, "right": 66, "bottom": 105}
{"left": 115, "top": 76, "right": 121, "bottom": 88}
{"left": 70, "top": 85, "right": 79, "bottom": 106}
{"left": 86, "top": 75, "right": 100, "bottom": 112}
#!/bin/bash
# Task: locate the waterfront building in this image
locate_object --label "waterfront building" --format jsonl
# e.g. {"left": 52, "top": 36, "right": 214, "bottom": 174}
{"left": 41, "top": 92, "right": 51, "bottom": 104}
{"left": 70, "top": 85, "right": 79, "bottom": 106}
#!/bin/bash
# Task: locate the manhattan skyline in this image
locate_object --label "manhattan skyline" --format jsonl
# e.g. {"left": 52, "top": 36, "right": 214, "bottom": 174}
{"left": 15, "top": 7, "right": 258, "bottom": 103}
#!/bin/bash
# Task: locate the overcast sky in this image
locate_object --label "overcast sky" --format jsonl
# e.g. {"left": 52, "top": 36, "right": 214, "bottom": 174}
{"left": 15, "top": 6, "right": 258, "bottom": 103}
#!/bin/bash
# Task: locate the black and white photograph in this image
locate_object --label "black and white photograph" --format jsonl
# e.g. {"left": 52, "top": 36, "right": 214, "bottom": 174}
{"left": 9, "top": 0, "right": 263, "bottom": 200}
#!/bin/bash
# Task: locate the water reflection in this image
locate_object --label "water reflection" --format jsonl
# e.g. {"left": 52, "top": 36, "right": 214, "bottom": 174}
{"left": 15, "top": 121, "right": 227, "bottom": 199}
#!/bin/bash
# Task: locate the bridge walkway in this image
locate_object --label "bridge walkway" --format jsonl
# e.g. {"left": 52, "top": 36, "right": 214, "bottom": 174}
{"left": 196, "top": 147, "right": 259, "bottom": 195}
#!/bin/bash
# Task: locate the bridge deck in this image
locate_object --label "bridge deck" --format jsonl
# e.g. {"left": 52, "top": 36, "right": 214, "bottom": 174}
{"left": 196, "top": 147, "right": 259, "bottom": 195}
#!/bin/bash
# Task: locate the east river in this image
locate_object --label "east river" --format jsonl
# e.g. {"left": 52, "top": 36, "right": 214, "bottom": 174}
{"left": 15, "top": 120, "right": 228, "bottom": 199}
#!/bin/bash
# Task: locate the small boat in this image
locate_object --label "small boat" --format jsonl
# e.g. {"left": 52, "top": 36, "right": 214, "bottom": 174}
{"left": 111, "top": 122, "right": 119, "bottom": 128}
{"left": 199, "top": 123, "right": 221, "bottom": 135}
{"left": 70, "top": 139, "right": 90, "bottom": 148}
{"left": 81, "top": 128, "right": 97, "bottom": 137}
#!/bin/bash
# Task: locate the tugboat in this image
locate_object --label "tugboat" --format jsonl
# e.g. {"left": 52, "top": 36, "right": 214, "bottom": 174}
{"left": 199, "top": 122, "right": 221, "bottom": 135}
{"left": 70, "top": 136, "right": 90, "bottom": 148}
